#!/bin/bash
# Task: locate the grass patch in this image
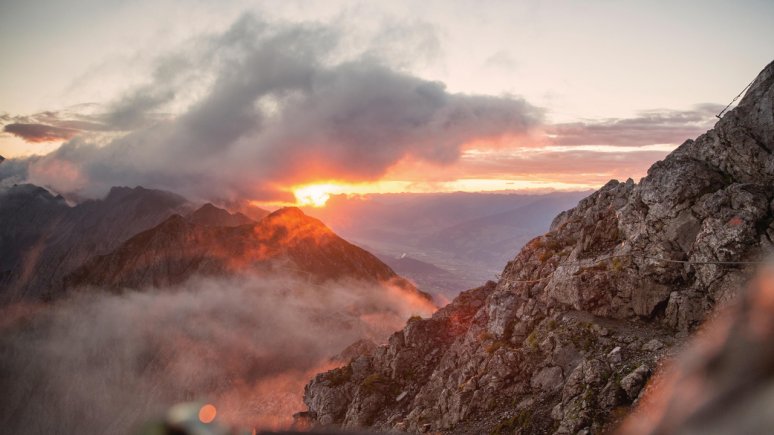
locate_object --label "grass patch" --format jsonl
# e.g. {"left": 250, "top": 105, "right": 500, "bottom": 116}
{"left": 361, "top": 373, "right": 388, "bottom": 392}
{"left": 485, "top": 340, "right": 508, "bottom": 354}
{"left": 490, "top": 410, "right": 533, "bottom": 435}
{"left": 526, "top": 330, "right": 539, "bottom": 349}
{"left": 478, "top": 331, "right": 494, "bottom": 341}
{"left": 327, "top": 365, "right": 353, "bottom": 387}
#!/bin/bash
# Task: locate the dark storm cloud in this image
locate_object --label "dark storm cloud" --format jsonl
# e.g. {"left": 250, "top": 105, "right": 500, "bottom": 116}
{"left": 548, "top": 104, "right": 723, "bottom": 147}
{"left": 12, "top": 14, "right": 543, "bottom": 200}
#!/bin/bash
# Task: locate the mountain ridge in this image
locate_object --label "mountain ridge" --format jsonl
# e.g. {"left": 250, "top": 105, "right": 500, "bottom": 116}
{"left": 65, "top": 205, "right": 430, "bottom": 302}
{"left": 301, "top": 60, "right": 774, "bottom": 434}
{"left": 0, "top": 184, "right": 192, "bottom": 300}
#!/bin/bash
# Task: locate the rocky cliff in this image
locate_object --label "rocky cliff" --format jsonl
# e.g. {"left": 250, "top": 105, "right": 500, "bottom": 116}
{"left": 301, "top": 61, "right": 774, "bottom": 434}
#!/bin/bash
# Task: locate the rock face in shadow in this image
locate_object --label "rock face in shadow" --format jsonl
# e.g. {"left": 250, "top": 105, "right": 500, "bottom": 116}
{"left": 0, "top": 185, "right": 191, "bottom": 301}
{"left": 302, "top": 61, "right": 774, "bottom": 434}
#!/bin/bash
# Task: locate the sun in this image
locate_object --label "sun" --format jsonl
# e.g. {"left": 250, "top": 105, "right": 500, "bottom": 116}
{"left": 294, "top": 184, "right": 335, "bottom": 207}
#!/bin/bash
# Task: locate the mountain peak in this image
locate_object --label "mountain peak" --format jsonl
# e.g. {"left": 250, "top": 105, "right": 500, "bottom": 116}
{"left": 739, "top": 59, "right": 774, "bottom": 108}
{"left": 301, "top": 59, "right": 774, "bottom": 434}
{"left": 188, "top": 202, "right": 254, "bottom": 227}
{"left": 269, "top": 206, "right": 306, "bottom": 218}
{"left": 262, "top": 206, "right": 329, "bottom": 231}
{"left": 65, "top": 200, "right": 426, "bottom": 291}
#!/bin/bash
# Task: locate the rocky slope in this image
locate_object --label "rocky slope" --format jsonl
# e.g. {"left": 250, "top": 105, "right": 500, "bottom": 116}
{"left": 301, "top": 61, "right": 774, "bottom": 434}
{"left": 66, "top": 206, "right": 427, "bottom": 299}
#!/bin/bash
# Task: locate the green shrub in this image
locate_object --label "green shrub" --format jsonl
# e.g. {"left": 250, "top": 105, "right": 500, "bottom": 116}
{"left": 538, "top": 250, "right": 554, "bottom": 263}
{"left": 485, "top": 340, "right": 507, "bottom": 354}
{"left": 611, "top": 257, "right": 624, "bottom": 272}
{"left": 361, "top": 373, "right": 387, "bottom": 392}
{"left": 489, "top": 410, "right": 533, "bottom": 435}
{"left": 526, "top": 331, "right": 539, "bottom": 349}
{"left": 478, "top": 331, "right": 494, "bottom": 341}
{"left": 327, "top": 365, "right": 352, "bottom": 386}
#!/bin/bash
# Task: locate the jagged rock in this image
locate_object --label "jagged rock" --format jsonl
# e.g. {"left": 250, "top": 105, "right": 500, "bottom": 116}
{"left": 641, "top": 339, "right": 664, "bottom": 352}
{"left": 301, "top": 60, "right": 774, "bottom": 434}
{"left": 334, "top": 339, "right": 378, "bottom": 363}
{"left": 607, "top": 346, "right": 622, "bottom": 363}
{"left": 620, "top": 365, "right": 650, "bottom": 400}
{"left": 622, "top": 265, "right": 774, "bottom": 434}
{"left": 531, "top": 366, "right": 564, "bottom": 392}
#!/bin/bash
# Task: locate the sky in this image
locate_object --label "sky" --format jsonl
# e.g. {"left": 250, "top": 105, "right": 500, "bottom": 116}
{"left": 1, "top": 0, "right": 772, "bottom": 206}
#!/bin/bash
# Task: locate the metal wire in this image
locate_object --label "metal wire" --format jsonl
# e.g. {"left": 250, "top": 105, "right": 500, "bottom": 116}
{"left": 716, "top": 77, "right": 757, "bottom": 119}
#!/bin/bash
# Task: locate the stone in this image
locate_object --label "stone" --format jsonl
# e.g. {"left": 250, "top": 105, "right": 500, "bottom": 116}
{"left": 620, "top": 365, "right": 651, "bottom": 400}
{"left": 642, "top": 339, "right": 664, "bottom": 352}
{"left": 531, "top": 366, "right": 564, "bottom": 392}
{"left": 607, "top": 346, "right": 622, "bottom": 363}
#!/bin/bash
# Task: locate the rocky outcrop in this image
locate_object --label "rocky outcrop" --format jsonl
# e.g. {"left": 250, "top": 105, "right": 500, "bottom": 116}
{"left": 302, "top": 61, "right": 774, "bottom": 434}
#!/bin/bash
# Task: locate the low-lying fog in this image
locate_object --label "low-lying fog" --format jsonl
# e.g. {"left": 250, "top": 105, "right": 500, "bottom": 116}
{"left": 0, "top": 274, "right": 435, "bottom": 434}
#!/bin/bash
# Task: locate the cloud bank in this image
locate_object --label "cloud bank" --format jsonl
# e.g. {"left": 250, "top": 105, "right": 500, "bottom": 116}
{"left": 0, "top": 273, "right": 435, "bottom": 433}
{"left": 2, "top": 14, "right": 542, "bottom": 201}
{"left": 546, "top": 104, "right": 723, "bottom": 147}
{"left": 0, "top": 13, "right": 726, "bottom": 199}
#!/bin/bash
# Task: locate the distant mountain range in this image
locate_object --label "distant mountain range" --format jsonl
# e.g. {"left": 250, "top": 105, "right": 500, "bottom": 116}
{"left": 0, "top": 183, "right": 433, "bottom": 434}
{"left": 305, "top": 191, "right": 589, "bottom": 298}
{"left": 0, "top": 182, "right": 586, "bottom": 302}
{"left": 0, "top": 185, "right": 192, "bottom": 300}
{"left": 1, "top": 184, "right": 427, "bottom": 302}
{"left": 67, "top": 206, "right": 423, "bottom": 297}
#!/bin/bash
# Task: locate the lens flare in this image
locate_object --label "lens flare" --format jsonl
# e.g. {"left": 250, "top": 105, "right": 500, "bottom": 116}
{"left": 198, "top": 403, "right": 217, "bottom": 424}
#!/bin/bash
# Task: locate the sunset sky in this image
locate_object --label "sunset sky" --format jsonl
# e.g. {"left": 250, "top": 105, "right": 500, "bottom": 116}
{"left": 1, "top": 0, "right": 772, "bottom": 206}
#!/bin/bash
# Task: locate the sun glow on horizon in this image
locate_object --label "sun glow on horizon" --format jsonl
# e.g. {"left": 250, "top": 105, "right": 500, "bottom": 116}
{"left": 294, "top": 184, "right": 336, "bottom": 207}
{"left": 287, "top": 178, "right": 598, "bottom": 209}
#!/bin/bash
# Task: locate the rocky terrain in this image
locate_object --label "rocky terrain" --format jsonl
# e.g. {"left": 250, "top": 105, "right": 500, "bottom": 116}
{"left": 301, "top": 61, "right": 774, "bottom": 434}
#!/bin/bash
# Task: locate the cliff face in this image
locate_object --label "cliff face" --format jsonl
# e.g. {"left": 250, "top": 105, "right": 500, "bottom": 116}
{"left": 302, "top": 61, "right": 774, "bottom": 434}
